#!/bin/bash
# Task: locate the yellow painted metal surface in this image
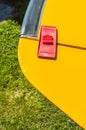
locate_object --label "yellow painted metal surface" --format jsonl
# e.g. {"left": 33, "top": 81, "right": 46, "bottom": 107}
{"left": 18, "top": 0, "right": 86, "bottom": 129}
{"left": 42, "top": 0, "right": 86, "bottom": 48}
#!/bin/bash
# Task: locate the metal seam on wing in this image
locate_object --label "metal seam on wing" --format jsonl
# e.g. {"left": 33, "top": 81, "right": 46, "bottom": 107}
{"left": 20, "top": 0, "right": 46, "bottom": 38}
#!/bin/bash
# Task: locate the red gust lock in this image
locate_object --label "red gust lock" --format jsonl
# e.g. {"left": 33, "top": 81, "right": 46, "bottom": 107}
{"left": 38, "top": 26, "right": 57, "bottom": 59}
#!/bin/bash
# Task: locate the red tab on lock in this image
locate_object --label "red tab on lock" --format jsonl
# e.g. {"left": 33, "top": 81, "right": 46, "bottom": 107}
{"left": 38, "top": 26, "right": 57, "bottom": 59}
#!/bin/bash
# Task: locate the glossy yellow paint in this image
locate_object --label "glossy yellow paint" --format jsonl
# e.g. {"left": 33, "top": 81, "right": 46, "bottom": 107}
{"left": 18, "top": 0, "right": 86, "bottom": 129}
{"left": 42, "top": 0, "right": 86, "bottom": 48}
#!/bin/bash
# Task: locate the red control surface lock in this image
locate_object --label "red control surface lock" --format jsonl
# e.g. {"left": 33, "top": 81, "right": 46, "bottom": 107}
{"left": 38, "top": 26, "right": 57, "bottom": 59}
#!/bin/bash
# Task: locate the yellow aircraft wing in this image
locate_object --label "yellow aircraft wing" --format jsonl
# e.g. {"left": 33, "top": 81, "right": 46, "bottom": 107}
{"left": 18, "top": 0, "right": 86, "bottom": 129}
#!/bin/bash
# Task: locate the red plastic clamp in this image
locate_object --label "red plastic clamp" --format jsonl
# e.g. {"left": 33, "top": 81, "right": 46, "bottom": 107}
{"left": 38, "top": 26, "right": 57, "bottom": 59}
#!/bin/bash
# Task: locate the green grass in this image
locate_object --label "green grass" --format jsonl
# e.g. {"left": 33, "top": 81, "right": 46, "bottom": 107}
{"left": 0, "top": 20, "right": 83, "bottom": 130}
